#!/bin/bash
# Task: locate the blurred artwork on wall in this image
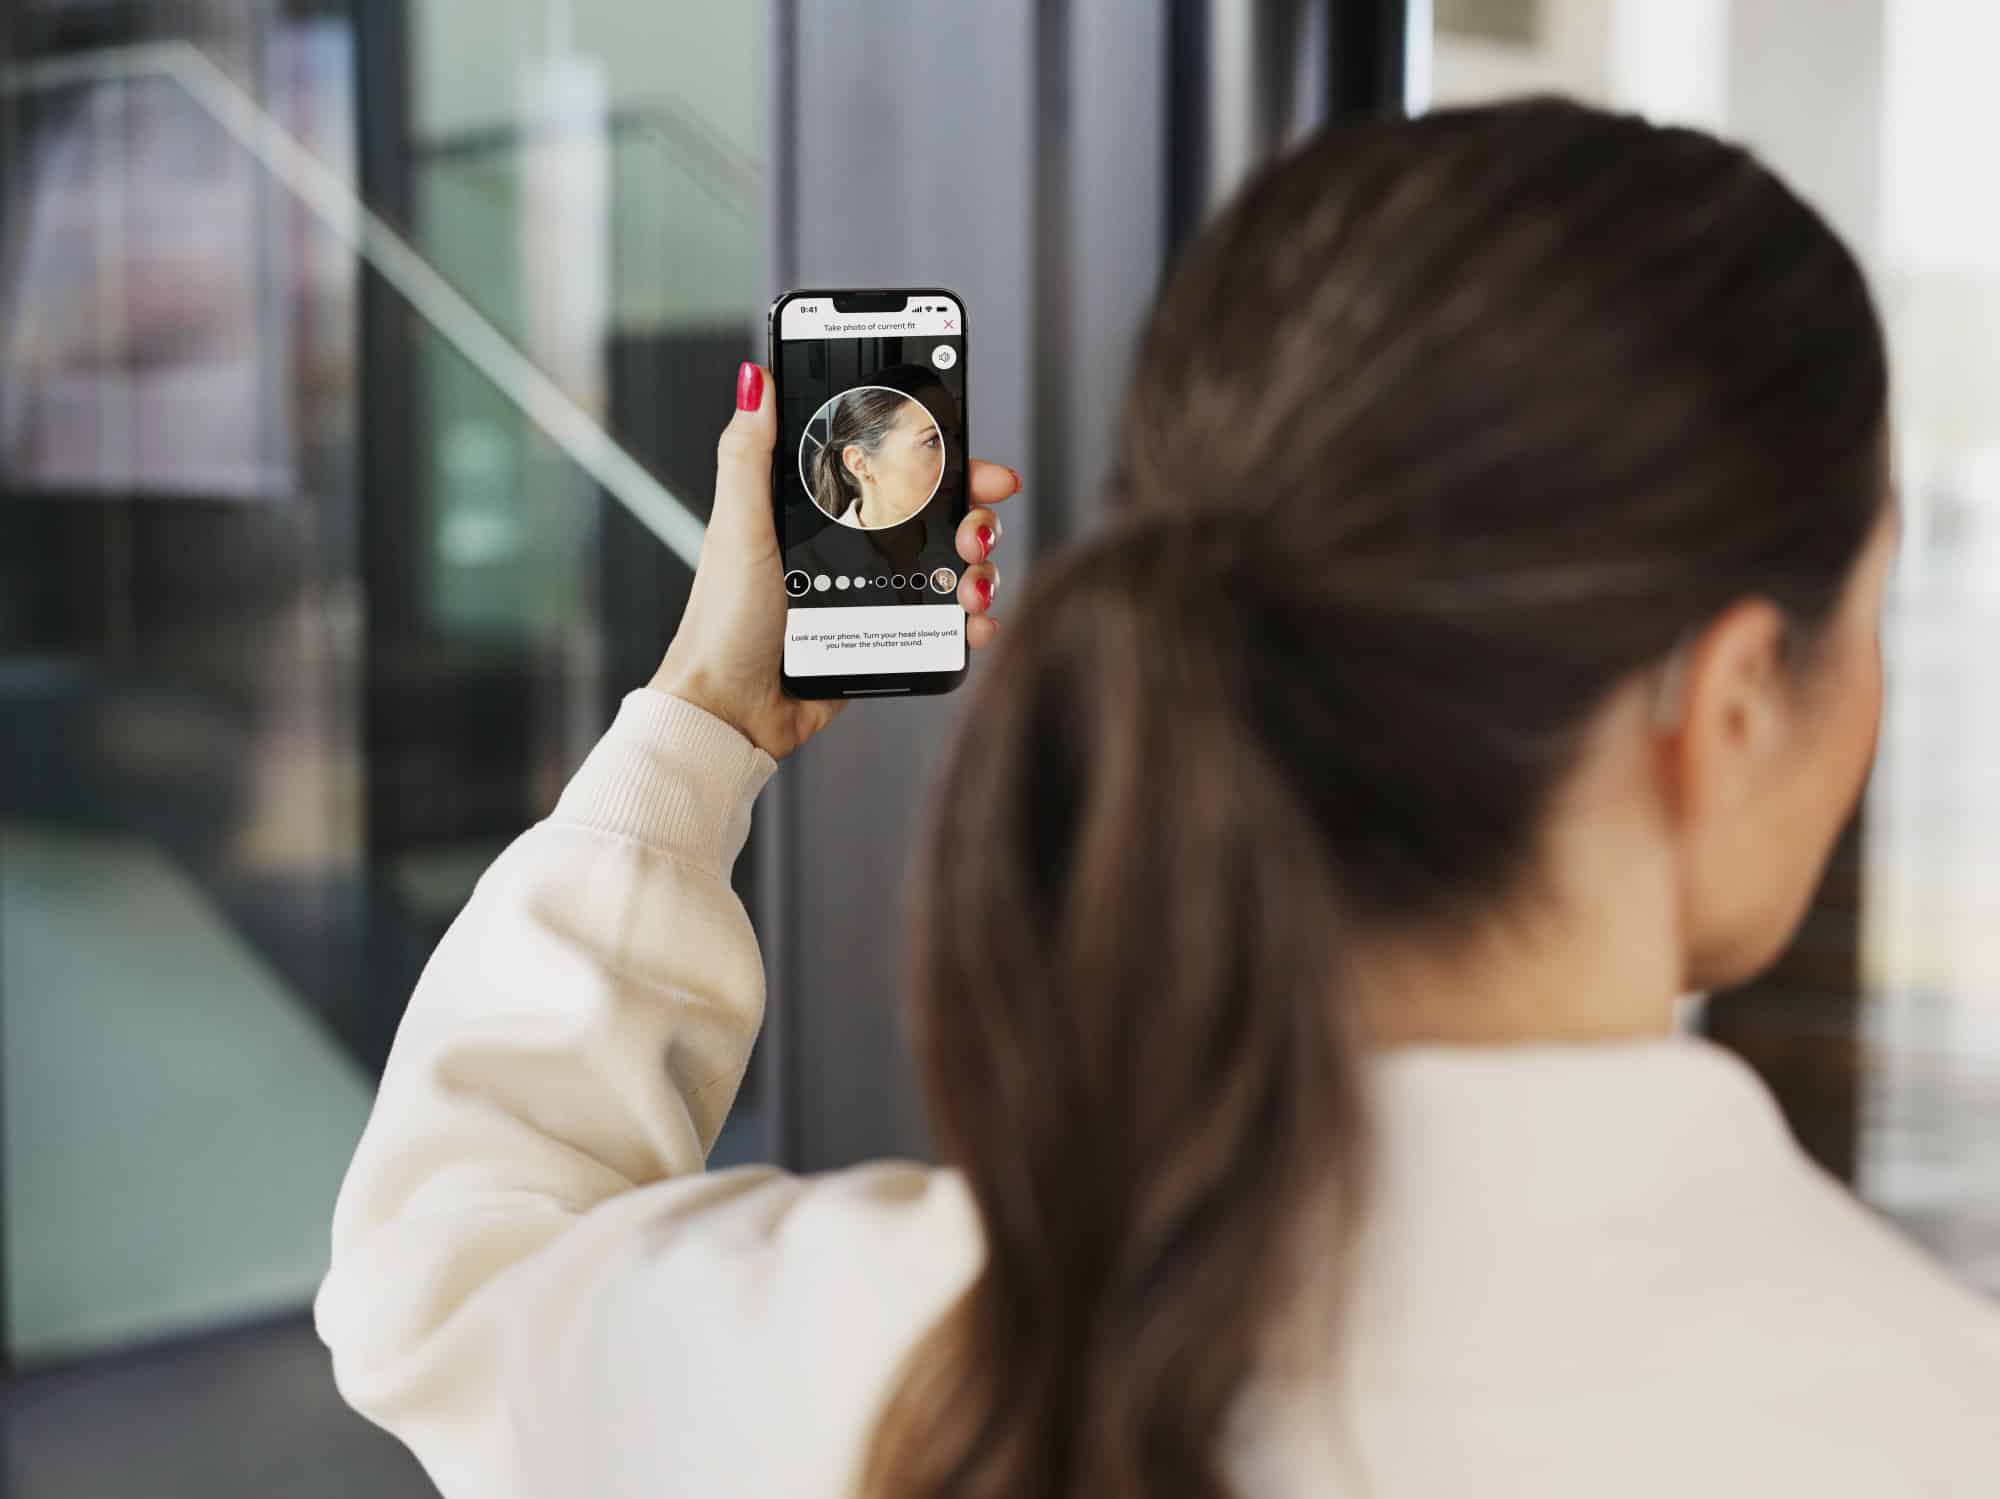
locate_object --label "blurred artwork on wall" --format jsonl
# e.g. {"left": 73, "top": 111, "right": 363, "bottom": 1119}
{"left": 0, "top": 22, "right": 354, "bottom": 501}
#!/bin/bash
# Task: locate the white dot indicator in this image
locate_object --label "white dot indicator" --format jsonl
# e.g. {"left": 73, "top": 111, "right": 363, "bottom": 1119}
{"left": 813, "top": 574, "right": 831, "bottom": 592}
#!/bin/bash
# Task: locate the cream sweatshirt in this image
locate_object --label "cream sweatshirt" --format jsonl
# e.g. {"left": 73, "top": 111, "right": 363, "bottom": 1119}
{"left": 317, "top": 688, "right": 2000, "bottom": 1498}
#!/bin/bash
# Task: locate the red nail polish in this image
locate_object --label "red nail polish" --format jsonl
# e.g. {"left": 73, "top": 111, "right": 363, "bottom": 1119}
{"left": 977, "top": 525, "right": 995, "bottom": 558}
{"left": 736, "top": 362, "right": 763, "bottom": 411}
{"left": 975, "top": 577, "right": 994, "bottom": 608}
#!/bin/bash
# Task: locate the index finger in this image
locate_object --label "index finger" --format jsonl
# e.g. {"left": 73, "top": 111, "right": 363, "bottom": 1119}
{"left": 970, "top": 459, "right": 1023, "bottom": 506}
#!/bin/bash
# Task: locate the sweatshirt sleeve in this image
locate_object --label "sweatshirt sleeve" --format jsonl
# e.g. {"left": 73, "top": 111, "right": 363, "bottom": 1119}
{"left": 314, "top": 690, "right": 982, "bottom": 1499}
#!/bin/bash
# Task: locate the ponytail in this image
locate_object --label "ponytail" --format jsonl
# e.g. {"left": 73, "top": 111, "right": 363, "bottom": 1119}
{"left": 863, "top": 525, "right": 1370, "bottom": 1499}
{"left": 809, "top": 430, "right": 857, "bottom": 519}
{"left": 866, "top": 97, "right": 1889, "bottom": 1499}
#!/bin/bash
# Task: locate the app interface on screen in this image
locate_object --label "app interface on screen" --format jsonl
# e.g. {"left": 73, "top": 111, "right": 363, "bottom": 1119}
{"left": 776, "top": 295, "right": 966, "bottom": 678}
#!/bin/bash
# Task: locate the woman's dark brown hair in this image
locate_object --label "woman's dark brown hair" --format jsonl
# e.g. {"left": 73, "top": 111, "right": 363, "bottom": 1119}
{"left": 864, "top": 99, "right": 1887, "bottom": 1499}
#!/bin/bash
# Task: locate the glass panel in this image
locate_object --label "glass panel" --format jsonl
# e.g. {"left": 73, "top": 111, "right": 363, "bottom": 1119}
{"left": 0, "top": 0, "right": 764, "bottom": 1394}
{"left": 2, "top": 20, "right": 371, "bottom": 1365}
{"left": 402, "top": 0, "right": 758, "bottom": 660}
{"left": 410, "top": 116, "right": 755, "bottom": 647}
{"left": 1430, "top": 0, "right": 2000, "bottom": 1295}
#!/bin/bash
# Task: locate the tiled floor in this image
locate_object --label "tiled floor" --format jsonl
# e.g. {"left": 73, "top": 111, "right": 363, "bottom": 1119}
{"left": 2, "top": 1315, "right": 437, "bottom": 1498}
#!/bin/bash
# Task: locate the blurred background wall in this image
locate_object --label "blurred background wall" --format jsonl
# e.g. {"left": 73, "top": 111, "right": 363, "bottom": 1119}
{"left": 1429, "top": 0, "right": 2000, "bottom": 1313}
{"left": 1, "top": 2, "right": 1993, "bottom": 1494}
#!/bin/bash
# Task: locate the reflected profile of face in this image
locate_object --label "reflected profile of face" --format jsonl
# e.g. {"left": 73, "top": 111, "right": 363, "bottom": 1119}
{"left": 803, "top": 386, "right": 944, "bottom": 530}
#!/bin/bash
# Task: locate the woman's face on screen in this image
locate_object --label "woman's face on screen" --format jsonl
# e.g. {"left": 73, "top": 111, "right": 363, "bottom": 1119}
{"left": 844, "top": 399, "right": 943, "bottom": 527}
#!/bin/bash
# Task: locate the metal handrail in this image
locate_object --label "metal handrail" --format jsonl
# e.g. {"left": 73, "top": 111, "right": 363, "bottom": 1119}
{"left": 0, "top": 41, "right": 708, "bottom": 569}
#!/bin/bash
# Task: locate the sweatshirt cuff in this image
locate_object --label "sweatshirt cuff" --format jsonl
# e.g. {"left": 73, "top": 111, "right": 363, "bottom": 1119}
{"left": 551, "top": 689, "right": 778, "bottom": 872}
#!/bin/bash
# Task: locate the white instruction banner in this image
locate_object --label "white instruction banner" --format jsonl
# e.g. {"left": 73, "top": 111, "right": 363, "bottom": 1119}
{"left": 785, "top": 603, "right": 966, "bottom": 677}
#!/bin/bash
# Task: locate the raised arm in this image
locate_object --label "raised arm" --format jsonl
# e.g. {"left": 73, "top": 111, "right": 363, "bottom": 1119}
{"left": 316, "top": 366, "right": 1019, "bottom": 1498}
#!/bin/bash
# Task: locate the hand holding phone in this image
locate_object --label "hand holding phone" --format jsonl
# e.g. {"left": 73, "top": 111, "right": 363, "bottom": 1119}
{"left": 649, "top": 358, "right": 1018, "bottom": 760}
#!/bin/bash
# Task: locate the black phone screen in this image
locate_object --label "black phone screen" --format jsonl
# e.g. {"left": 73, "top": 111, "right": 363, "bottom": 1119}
{"left": 770, "top": 288, "right": 969, "bottom": 697}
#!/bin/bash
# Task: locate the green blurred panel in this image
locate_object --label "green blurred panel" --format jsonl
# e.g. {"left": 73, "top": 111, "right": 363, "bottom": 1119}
{"left": 411, "top": 131, "right": 750, "bottom": 646}
{"left": 418, "top": 155, "right": 532, "bottom": 346}
{"left": 3, "top": 824, "right": 375, "bottom": 1361}
{"left": 614, "top": 134, "right": 756, "bottom": 331}
{"left": 419, "top": 322, "right": 584, "bottom": 646}
{"left": 1437, "top": 0, "right": 1542, "bottom": 44}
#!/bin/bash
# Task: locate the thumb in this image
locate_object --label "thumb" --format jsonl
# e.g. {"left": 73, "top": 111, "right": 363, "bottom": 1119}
{"left": 711, "top": 361, "right": 777, "bottom": 542}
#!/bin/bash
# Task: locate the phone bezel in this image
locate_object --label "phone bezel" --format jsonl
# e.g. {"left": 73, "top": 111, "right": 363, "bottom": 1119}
{"left": 769, "top": 286, "right": 970, "bottom": 701}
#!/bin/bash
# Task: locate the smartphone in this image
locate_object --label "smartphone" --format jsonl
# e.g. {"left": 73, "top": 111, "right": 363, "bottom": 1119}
{"left": 769, "top": 287, "right": 969, "bottom": 698}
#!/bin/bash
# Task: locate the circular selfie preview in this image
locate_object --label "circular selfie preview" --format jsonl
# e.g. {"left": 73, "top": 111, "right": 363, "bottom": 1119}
{"left": 799, "top": 385, "right": 945, "bottom": 530}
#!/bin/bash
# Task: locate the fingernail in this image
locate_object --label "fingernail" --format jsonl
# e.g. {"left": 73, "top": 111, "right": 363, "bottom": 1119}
{"left": 975, "top": 577, "right": 994, "bottom": 608}
{"left": 1008, "top": 467, "right": 1024, "bottom": 493}
{"left": 736, "top": 362, "right": 763, "bottom": 412}
{"left": 977, "top": 525, "right": 995, "bottom": 558}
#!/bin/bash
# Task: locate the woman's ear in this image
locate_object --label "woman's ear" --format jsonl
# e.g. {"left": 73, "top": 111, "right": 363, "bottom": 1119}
{"left": 842, "top": 444, "right": 869, "bottom": 484}
{"left": 1666, "top": 597, "right": 1789, "bottom": 829}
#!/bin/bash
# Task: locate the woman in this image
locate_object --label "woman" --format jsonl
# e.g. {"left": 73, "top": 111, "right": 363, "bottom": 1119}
{"left": 809, "top": 385, "right": 946, "bottom": 528}
{"left": 317, "top": 102, "right": 2000, "bottom": 1498}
